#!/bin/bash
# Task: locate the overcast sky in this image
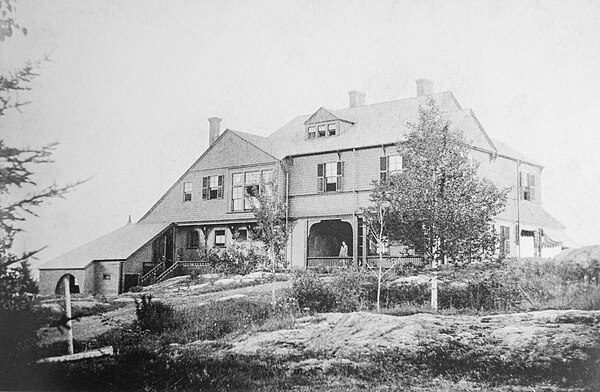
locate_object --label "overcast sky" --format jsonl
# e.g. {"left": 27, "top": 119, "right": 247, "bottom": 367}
{"left": 2, "top": 0, "right": 600, "bottom": 269}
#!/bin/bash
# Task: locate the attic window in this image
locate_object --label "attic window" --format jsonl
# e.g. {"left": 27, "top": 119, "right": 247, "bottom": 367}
{"left": 307, "top": 121, "right": 339, "bottom": 140}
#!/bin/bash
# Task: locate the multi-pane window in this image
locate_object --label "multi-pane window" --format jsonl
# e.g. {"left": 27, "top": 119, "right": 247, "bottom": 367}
{"left": 380, "top": 155, "right": 403, "bottom": 181}
{"left": 500, "top": 226, "right": 510, "bottom": 255}
{"left": 306, "top": 122, "right": 339, "bottom": 139}
{"left": 183, "top": 182, "right": 193, "bottom": 201}
{"left": 232, "top": 169, "right": 274, "bottom": 211}
{"left": 232, "top": 173, "right": 244, "bottom": 211}
{"left": 186, "top": 230, "right": 200, "bottom": 248}
{"left": 328, "top": 123, "right": 337, "bottom": 136}
{"left": 318, "top": 125, "right": 326, "bottom": 137}
{"left": 215, "top": 229, "right": 226, "bottom": 247}
{"left": 244, "top": 171, "right": 260, "bottom": 210}
{"left": 520, "top": 172, "right": 536, "bottom": 201}
{"left": 202, "top": 175, "right": 224, "bottom": 200}
{"left": 317, "top": 162, "right": 343, "bottom": 192}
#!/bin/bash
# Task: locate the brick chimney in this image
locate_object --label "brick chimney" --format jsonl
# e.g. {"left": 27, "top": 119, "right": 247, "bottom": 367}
{"left": 208, "top": 117, "right": 222, "bottom": 146}
{"left": 348, "top": 90, "right": 366, "bottom": 108}
{"left": 416, "top": 79, "right": 434, "bottom": 97}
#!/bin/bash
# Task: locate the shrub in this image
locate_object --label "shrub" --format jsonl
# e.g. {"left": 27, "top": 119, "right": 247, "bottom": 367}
{"left": 134, "top": 294, "right": 176, "bottom": 334}
{"left": 207, "top": 242, "right": 269, "bottom": 275}
{"left": 291, "top": 271, "right": 335, "bottom": 313}
{"left": 329, "top": 270, "right": 370, "bottom": 312}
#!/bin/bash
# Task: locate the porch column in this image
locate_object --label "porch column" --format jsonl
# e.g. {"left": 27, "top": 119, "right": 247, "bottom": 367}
{"left": 352, "top": 215, "right": 358, "bottom": 266}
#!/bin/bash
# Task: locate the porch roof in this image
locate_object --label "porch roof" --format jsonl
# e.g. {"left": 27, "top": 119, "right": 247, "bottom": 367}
{"left": 38, "top": 222, "right": 170, "bottom": 270}
{"left": 495, "top": 199, "right": 565, "bottom": 229}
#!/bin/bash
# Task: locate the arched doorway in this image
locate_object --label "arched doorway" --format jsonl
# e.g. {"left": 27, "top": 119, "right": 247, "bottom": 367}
{"left": 55, "top": 274, "right": 80, "bottom": 295}
{"left": 308, "top": 220, "right": 353, "bottom": 257}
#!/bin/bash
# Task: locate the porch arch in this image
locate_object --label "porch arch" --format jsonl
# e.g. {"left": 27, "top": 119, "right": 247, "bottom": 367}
{"left": 55, "top": 274, "right": 80, "bottom": 295}
{"left": 308, "top": 219, "right": 353, "bottom": 257}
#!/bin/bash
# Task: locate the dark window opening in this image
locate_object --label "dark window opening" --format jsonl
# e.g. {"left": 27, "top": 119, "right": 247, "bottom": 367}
{"left": 186, "top": 230, "right": 200, "bottom": 248}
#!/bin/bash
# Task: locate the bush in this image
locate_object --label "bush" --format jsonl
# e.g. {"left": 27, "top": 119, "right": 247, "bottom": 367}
{"left": 291, "top": 271, "right": 335, "bottom": 313}
{"left": 329, "top": 270, "right": 370, "bottom": 312}
{"left": 207, "top": 242, "right": 269, "bottom": 275}
{"left": 134, "top": 295, "right": 176, "bottom": 334}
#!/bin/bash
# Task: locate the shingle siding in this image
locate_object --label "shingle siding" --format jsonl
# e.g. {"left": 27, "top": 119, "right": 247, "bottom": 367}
{"left": 141, "top": 132, "right": 279, "bottom": 224}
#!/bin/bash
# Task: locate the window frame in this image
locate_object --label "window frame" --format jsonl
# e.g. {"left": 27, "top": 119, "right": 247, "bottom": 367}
{"left": 317, "top": 161, "right": 343, "bottom": 193}
{"left": 380, "top": 155, "right": 403, "bottom": 181}
{"left": 214, "top": 229, "right": 226, "bottom": 247}
{"left": 183, "top": 182, "right": 193, "bottom": 202}
{"left": 520, "top": 172, "right": 536, "bottom": 201}
{"left": 202, "top": 175, "right": 224, "bottom": 200}
{"left": 231, "top": 169, "right": 274, "bottom": 211}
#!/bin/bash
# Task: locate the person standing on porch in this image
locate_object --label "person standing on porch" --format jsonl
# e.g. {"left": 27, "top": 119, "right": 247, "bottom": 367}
{"left": 339, "top": 241, "right": 348, "bottom": 257}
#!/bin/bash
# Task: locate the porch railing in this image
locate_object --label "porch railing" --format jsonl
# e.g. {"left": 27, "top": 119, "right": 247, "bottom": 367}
{"left": 140, "top": 261, "right": 165, "bottom": 286}
{"left": 307, "top": 257, "right": 353, "bottom": 269}
{"left": 306, "top": 255, "right": 423, "bottom": 270}
{"left": 364, "top": 255, "right": 423, "bottom": 269}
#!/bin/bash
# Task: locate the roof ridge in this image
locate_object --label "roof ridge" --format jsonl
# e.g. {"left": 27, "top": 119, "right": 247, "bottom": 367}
{"left": 332, "top": 91, "right": 454, "bottom": 113}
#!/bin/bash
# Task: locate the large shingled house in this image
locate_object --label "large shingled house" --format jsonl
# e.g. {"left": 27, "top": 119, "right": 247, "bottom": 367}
{"left": 38, "top": 79, "right": 568, "bottom": 296}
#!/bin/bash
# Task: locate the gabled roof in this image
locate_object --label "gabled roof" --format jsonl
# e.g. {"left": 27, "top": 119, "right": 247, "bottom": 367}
{"left": 39, "top": 222, "right": 170, "bottom": 270}
{"left": 304, "top": 107, "right": 354, "bottom": 125}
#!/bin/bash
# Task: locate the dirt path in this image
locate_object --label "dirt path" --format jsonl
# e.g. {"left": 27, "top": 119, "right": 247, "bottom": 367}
{"left": 39, "top": 279, "right": 291, "bottom": 345}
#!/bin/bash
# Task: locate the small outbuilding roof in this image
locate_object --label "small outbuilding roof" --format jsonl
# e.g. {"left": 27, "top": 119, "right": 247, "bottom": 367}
{"left": 38, "top": 222, "right": 170, "bottom": 270}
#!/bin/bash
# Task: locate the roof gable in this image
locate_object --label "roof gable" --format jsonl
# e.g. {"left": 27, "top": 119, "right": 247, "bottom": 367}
{"left": 304, "top": 107, "right": 354, "bottom": 125}
{"left": 139, "top": 129, "right": 278, "bottom": 223}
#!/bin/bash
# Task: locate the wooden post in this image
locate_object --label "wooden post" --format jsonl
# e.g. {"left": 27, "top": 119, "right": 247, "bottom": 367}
{"left": 63, "top": 275, "right": 74, "bottom": 355}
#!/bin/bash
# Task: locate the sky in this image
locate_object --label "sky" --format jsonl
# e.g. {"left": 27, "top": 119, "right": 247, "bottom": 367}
{"left": 1, "top": 0, "right": 600, "bottom": 271}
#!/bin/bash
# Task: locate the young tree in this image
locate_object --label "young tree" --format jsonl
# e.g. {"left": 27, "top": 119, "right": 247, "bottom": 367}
{"left": 251, "top": 183, "right": 292, "bottom": 273}
{"left": 376, "top": 98, "right": 509, "bottom": 308}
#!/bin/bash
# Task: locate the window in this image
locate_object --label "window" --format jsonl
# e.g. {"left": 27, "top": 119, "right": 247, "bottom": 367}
{"left": 244, "top": 171, "right": 260, "bottom": 210}
{"left": 328, "top": 123, "right": 337, "bottom": 136}
{"left": 232, "top": 173, "right": 244, "bottom": 211}
{"left": 231, "top": 169, "right": 274, "bottom": 211}
{"left": 380, "top": 155, "right": 403, "bottom": 181}
{"left": 317, "top": 162, "right": 343, "bottom": 192}
{"left": 500, "top": 226, "right": 510, "bottom": 255}
{"left": 215, "top": 229, "right": 226, "bottom": 247}
{"left": 183, "top": 182, "right": 192, "bottom": 201}
{"left": 318, "top": 125, "right": 326, "bottom": 137}
{"left": 202, "top": 175, "right": 224, "bottom": 200}
{"left": 186, "top": 230, "right": 200, "bottom": 248}
{"left": 235, "top": 228, "right": 248, "bottom": 241}
{"left": 306, "top": 122, "right": 339, "bottom": 139}
{"left": 520, "top": 172, "right": 536, "bottom": 201}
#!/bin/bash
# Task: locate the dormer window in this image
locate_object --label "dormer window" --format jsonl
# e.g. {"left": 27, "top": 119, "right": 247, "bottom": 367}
{"left": 306, "top": 121, "right": 339, "bottom": 140}
{"left": 328, "top": 123, "right": 337, "bottom": 136}
{"left": 318, "top": 125, "right": 326, "bottom": 137}
{"left": 304, "top": 107, "right": 354, "bottom": 140}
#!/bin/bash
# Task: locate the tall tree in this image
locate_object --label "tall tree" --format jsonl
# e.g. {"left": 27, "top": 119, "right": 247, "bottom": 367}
{"left": 372, "top": 99, "right": 509, "bottom": 307}
{"left": 0, "top": 1, "right": 79, "bottom": 383}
